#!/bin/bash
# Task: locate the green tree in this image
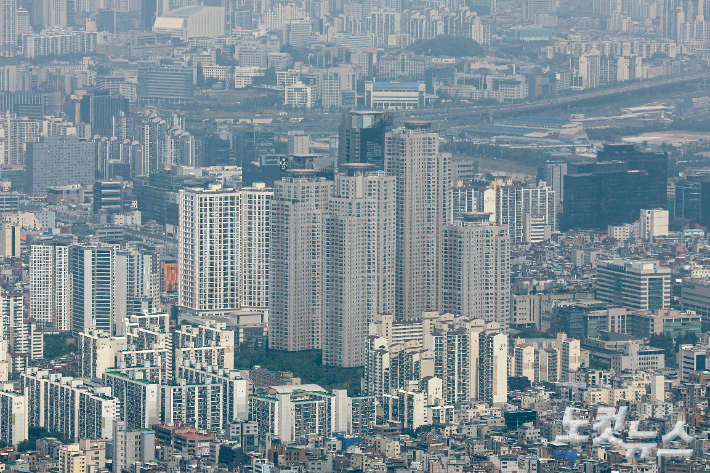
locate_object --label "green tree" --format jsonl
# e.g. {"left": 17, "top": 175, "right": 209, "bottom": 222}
{"left": 234, "top": 346, "right": 363, "bottom": 396}
{"left": 406, "top": 36, "right": 484, "bottom": 57}
{"left": 43, "top": 333, "right": 77, "bottom": 360}
{"left": 512, "top": 328, "right": 550, "bottom": 339}
{"left": 650, "top": 333, "right": 674, "bottom": 362}
{"left": 588, "top": 357, "right": 610, "bottom": 370}
{"left": 18, "top": 426, "right": 64, "bottom": 451}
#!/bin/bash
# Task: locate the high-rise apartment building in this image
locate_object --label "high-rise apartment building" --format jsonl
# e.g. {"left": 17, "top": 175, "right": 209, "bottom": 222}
{"left": 173, "top": 325, "right": 235, "bottom": 374}
{"left": 513, "top": 333, "right": 582, "bottom": 384}
{"left": 495, "top": 185, "right": 522, "bottom": 242}
{"left": 161, "top": 382, "right": 225, "bottom": 431}
{"left": 338, "top": 111, "right": 393, "bottom": 171}
{"left": 112, "top": 422, "right": 155, "bottom": 473}
{"left": 71, "top": 244, "right": 117, "bottom": 335}
{"left": 513, "top": 344, "right": 536, "bottom": 382}
{"left": 23, "top": 368, "right": 117, "bottom": 442}
{"left": 0, "top": 223, "right": 20, "bottom": 257}
{"left": 478, "top": 331, "right": 508, "bottom": 405}
{"left": 0, "top": 385, "right": 26, "bottom": 446}
{"left": 178, "top": 185, "right": 240, "bottom": 316}
{"left": 421, "top": 319, "right": 508, "bottom": 405}
{"left": 385, "top": 121, "right": 449, "bottom": 321}
{"left": 41, "top": 0, "right": 68, "bottom": 28}
{"left": 269, "top": 164, "right": 333, "bottom": 352}
{"left": 176, "top": 361, "right": 249, "bottom": 423}
{"left": 77, "top": 329, "right": 127, "bottom": 379}
{"left": 0, "top": 115, "right": 42, "bottom": 166}
{"left": 639, "top": 208, "right": 669, "bottom": 241}
{"left": 2, "top": 290, "right": 42, "bottom": 373}
{"left": 139, "top": 115, "right": 168, "bottom": 175}
{"left": 30, "top": 242, "right": 71, "bottom": 330}
{"left": 496, "top": 181, "right": 556, "bottom": 244}
{"left": 115, "top": 245, "right": 159, "bottom": 335}
{"left": 0, "top": 0, "right": 17, "bottom": 57}
{"left": 442, "top": 213, "right": 511, "bottom": 331}
{"left": 596, "top": 259, "right": 671, "bottom": 311}
{"left": 239, "top": 183, "right": 272, "bottom": 309}
{"left": 102, "top": 370, "right": 160, "bottom": 430}
{"left": 558, "top": 333, "right": 581, "bottom": 382}
{"left": 178, "top": 183, "right": 271, "bottom": 315}
{"left": 323, "top": 164, "right": 396, "bottom": 367}
{"left": 370, "top": 10, "right": 400, "bottom": 46}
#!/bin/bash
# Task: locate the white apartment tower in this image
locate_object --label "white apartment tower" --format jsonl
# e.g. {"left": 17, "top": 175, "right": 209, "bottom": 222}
{"left": 115, "top": 245, "right": 160, "bottom": 335}
{"left": 385, "top": 121, "right": 450, "bottom": 321}
{"left": 442, "top": 213, "right": 511, "bottom": 331}
{"left": 71, "top": 244, "right": 117, "bottom": 335}
{"left": 0, "top": 0, "right": 17, "bottom": 57}
{"left": 479, "top": 331, "right": 508, "bottom": 405}
{"left": 513, "top": 344, "right": 536, "bottom": 383}
{"left": 639, "top": 208, "right": 669, "bottom": 241}
{"left": 0, "top": 386, "right": 26, "bottom": 446}
{"left": 178, "top": 185, "right": 240, "bottom": 315}
{"left": 240, "top": 183, "right": 272, "bottom": 309}
{"left": 30, "top": 242, "right": 71, "bottom": 330}
{"left": 2, "top": 290, "right": 42, "bottom": 373}
{"left": 269, "top": 164, "right": 333, "bottom": 352}
{"left": 323, "top": 164, "right": 396, "bottom": 367}
{"left": 496, "top": 181, "right": 556, "bottom": 244}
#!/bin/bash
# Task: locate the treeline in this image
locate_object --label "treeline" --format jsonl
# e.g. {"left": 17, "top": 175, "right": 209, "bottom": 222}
{"left": 650, "top": 331, "right": 699, "bottom": 364}
{"left": 235, "top": 345, "right": 363, "bottom": 396}
{"left": 407, "top": 36, "right": 484, "bottom": 58}
{"left": 442, "top": 141, "right": 552, "bottom": 166}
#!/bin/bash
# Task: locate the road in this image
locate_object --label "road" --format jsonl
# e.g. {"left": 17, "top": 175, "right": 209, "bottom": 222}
{"left": 400, "top": 71, "right": 710, "bottom": 122}
{"left": 183, "top": 70, "right": 710, "bottom": 130}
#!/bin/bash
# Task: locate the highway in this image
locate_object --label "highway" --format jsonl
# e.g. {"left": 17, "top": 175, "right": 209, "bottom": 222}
{"left": 400, "top": 70, "right": 710, "bottom": 122}
{"left": 182, "top": 70, "right": 710, "bottom": 130}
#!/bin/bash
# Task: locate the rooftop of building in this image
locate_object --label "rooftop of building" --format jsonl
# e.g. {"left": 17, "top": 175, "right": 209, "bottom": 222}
{"left": 368, "top": 82, "right": 422, "bottom": 90}
{"left": 167, "top": 5, "right": 222, "bottom": 16}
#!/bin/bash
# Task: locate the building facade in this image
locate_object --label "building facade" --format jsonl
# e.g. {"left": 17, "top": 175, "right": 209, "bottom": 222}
{"left": 385, "top": 122, "right": 449, "bottom": 321}
{"left": 269, "top": 169, "right": 333, "bottom": 351}
{"left": 323, "top": 165, "right": 396, "bottom": 367}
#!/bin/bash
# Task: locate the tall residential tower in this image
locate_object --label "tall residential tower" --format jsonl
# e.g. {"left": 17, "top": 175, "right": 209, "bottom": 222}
{"left": 269, "top": 160, "right": 333, "bottom": 351}
{"left": 323, "top": 164, "right": 396, "bottom": 367}
{"left": 385, "top": 121, "right": 449, "bottom": 321}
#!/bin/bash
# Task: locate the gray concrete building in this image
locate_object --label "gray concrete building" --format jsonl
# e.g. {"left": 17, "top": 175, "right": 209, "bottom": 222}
{"left": 26, "top": 135, "right": 95, "bottom": 196}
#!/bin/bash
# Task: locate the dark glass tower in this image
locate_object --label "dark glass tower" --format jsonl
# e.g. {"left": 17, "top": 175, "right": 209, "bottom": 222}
{"left": 338, "top": 111, "right": 393, "bottom": 171}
